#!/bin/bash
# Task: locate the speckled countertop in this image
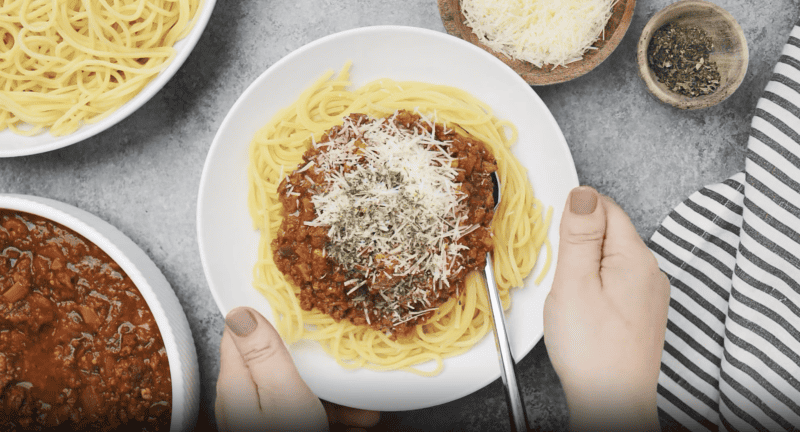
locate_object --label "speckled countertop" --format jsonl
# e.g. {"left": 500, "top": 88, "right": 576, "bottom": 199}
{"left": 1, "top": 0, "right": 797, "bottom": 431}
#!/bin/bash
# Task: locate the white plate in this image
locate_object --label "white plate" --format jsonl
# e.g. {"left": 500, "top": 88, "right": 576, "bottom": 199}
{"left": 0, "top": 0, "right": 217, "bottom": 158}
{"left": 0, "top": 194, "right": 200, "bottom": 431}
{"left": 197, "top": 25, "right": 578, "bottom": 412}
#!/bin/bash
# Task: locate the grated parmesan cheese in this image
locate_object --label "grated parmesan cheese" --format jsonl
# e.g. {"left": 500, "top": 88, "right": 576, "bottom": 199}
{"left": 307, "top": 113, "right": 474, "bottom": 289}
{"left": 461, "top": 0, "right": 616, "bottom": 68}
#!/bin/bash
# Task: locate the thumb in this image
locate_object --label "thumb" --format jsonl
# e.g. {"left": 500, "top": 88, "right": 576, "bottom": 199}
{"left": 552, "top": 186, "right": 607, "bottom": 295}
{"left": 225, "top": 307, "right": 328, "bottom": 431}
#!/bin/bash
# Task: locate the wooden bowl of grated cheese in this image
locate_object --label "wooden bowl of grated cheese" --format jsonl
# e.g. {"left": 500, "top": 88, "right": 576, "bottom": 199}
{"left": 438, "top": 0, "right": 637, "bottom": 86}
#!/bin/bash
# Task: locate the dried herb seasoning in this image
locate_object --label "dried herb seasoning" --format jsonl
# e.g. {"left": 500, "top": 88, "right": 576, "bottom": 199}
{"left": 647, "top": 23, "right": 721, "bottom": 97}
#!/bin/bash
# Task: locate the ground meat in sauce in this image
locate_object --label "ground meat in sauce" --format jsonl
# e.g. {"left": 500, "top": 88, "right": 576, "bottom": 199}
{"left": 273, "top": 110, "right": 496, "bottom": 337}
{"left": 0, "top": 211, "right": 171, "bottom": 431}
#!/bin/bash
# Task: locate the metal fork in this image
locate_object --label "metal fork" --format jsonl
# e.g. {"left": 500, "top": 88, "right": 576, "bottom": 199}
{"left": 483, "top": 172, "right": 528, "bottom": 432}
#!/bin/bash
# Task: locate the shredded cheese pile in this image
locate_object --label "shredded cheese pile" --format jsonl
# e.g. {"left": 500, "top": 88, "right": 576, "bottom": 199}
{"left": 461, "top": 0, "right": 616, "bottom": 67}
{"left": 307, "top": 113, "right": 473, "bottom": 284}
{"left": 297, "top": 113, "right": 477, "bottom": 325}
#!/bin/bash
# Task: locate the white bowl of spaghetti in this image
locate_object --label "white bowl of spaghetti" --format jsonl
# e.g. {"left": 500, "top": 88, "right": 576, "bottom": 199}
{"left": 197, "top": 26, "right": 579, "bottom": 411}
{"left": 0, "top": 0, "right": 216, "bottom": 158}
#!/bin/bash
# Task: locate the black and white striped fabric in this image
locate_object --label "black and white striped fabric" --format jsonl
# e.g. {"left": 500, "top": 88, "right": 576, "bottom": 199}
{"left": 650, "top": 23, "right": 800, "bottom": 431}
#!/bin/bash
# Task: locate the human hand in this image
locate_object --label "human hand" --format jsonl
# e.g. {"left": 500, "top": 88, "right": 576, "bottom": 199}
{"left": 216, "top": 307, "right": 380, "bottom": 431}
{"left": 543, "top": 186, "right": 670, "bottom": 432}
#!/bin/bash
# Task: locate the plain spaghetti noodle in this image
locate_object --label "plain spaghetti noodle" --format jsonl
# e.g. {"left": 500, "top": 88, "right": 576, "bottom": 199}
{"left": 247, "top": 63, "right": 553, "bottom": 375}
{"left": 0, "top": 0, "right": 201, "bottom": 136}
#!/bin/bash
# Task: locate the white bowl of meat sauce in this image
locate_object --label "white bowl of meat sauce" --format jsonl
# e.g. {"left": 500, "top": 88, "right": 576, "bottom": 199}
{"left": 0, "top": 194, "right": 199, "bottom": 431}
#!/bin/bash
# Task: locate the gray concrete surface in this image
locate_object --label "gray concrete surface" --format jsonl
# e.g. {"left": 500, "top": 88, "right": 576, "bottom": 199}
{"left": 1, "top": 0, "right": 797, "bottom": 430}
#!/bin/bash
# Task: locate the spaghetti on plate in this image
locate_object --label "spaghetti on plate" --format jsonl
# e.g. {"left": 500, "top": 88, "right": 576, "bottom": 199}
{"left": 247, "top": 63, "right": 552, "bottom": 375}
{"left": 0, "top": 0, "right": 201, "bottom": 136}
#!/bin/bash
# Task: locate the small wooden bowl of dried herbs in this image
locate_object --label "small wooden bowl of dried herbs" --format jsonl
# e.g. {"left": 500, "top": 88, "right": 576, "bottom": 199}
{"left": 636, "top": 0, "right": 748, "bottom": 109}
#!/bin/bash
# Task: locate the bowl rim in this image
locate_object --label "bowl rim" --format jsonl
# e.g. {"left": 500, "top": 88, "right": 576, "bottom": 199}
{"left": 0, "top": 0, "right": 217, "bottom": 158}
{"left": 0, "top": 194, "right": 199, "bottom": 432}
{"left": 636, "top": 0, "right": 749, "bottom": 109}
{"left": 437, "top": 0, "right": 638, "bottom": 85}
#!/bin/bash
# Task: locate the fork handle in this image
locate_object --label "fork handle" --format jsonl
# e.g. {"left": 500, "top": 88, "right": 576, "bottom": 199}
{"left": 484, "top": 252, "right": 529, "bottom": 432}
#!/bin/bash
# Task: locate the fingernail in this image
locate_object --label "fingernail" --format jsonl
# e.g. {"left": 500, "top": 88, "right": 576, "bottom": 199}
{"left": 226, "top": 308, "right": 257, "bottom": 337}
{"left": 570, "top": 187, "right": 598, "bottom": 215}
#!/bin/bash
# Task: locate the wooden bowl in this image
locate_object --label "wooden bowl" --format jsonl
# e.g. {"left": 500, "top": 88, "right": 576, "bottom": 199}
{"left": 637, "top": 0, "right": 748, "bottom": 109}
{"left": 437, "top": 0, "right": 637, "bottom": 86}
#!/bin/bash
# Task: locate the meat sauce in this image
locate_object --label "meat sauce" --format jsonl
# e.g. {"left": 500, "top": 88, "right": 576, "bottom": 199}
{"left": 273, "top": 111, "right": 496, "bottom": 337}
{"left": 0, "top": 211, "right": 171, "bottom": 431}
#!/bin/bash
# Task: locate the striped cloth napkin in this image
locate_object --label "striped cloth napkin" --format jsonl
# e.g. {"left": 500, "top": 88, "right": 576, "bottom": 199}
{"left": 649, "top": 22, "right": 800, "bottom": 431}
